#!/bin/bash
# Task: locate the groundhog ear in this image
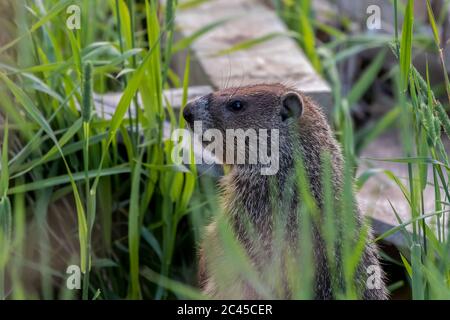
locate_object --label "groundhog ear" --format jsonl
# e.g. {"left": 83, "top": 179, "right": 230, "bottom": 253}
{"left": 281, "top": 92, "right": 303, "bottom": 121}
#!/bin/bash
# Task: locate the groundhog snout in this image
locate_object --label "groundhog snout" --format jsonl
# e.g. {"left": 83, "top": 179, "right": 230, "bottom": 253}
{"left": 183, "top": 102, "right": 194, "bottom": 125}
{"left": 183, "top": 95, "right": 209, "bottom": 126}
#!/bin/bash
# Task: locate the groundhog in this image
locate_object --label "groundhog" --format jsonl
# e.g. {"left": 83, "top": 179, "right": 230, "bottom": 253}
{"left": 183, "top": 83, "right": 388, "bottom": 300}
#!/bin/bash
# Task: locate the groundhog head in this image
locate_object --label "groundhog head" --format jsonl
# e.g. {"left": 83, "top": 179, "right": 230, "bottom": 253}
{"left": 182, "top": 84, "right": 306, "bottom": 173}
{"left": 183, "top": 83, "right": 304, "bottom": 134}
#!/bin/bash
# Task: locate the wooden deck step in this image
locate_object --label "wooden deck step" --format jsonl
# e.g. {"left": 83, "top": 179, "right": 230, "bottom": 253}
{"left": 171, "top": 0, "right": 332, "bottom": 113}
{"left": 92, "top": 85, "right": 212, "bottom": 116}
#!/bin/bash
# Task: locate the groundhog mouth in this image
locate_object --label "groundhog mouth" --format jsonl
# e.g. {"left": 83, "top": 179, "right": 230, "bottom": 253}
{"left": 174, "top": 118, "right": 281, "bottom": 175}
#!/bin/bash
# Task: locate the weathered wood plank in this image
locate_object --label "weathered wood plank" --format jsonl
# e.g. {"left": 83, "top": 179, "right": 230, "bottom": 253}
{"left": 92, "top": 85, "right": 212, "bottom": 117}
{"left": 172, "top": 0, "right": 332, "bottom": 113}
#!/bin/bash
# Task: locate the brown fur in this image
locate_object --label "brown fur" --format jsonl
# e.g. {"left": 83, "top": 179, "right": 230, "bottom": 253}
{"left": 184, "top": 83, "right": 388, "bottom": 300}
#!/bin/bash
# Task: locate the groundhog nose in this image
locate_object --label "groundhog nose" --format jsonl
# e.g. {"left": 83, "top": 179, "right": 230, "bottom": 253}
{"left": 183, "top": 102, "right": 194, "bottom": 124}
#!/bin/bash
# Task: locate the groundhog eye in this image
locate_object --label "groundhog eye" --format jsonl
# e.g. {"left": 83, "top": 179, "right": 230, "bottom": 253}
{"left": 228, "top": 100, "right": 244, "bottom": 111}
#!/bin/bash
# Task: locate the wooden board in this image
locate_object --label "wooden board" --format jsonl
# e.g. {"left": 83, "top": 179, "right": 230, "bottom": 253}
{"left": 171, "top": 0, "right": 332, "bottom": 114}
{"left": 93, "top": 85, "right": 212, "bottom": 116}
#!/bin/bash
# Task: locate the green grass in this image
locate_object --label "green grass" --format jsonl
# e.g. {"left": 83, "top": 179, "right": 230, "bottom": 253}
{"left": 0, "top": 0, "right": 450, "bottom": 300}
{"left": 0, "top": 0, "right": 202, "bottom": 300}
{"left": 274, "top": 0, "right": 450, "bottom": 299}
